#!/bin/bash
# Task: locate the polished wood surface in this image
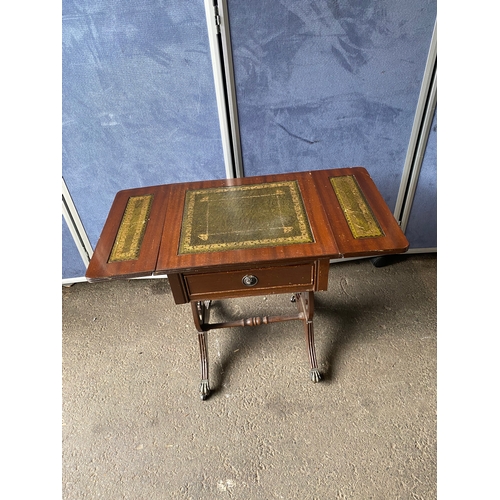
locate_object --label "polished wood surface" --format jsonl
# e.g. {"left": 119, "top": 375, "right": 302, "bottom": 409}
{"left": 155, "top": 170, "right": 341, "bottom": 274}
{"left": 312, "top": 168, "right": 409, "bottom": 258}
{"left": 86, "top": 167, "right": 408, "bottom": 282}
{"left": 85, "top": 184, "right": 170, "bottom": 281}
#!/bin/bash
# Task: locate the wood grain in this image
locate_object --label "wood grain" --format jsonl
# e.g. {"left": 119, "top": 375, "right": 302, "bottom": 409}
{"left": 86, "top": 168, "right": 409, "bottom": 283}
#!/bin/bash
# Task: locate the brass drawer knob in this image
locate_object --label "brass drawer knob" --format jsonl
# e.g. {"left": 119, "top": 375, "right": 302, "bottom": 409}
{"left": 242, "top": 274, "right": 259, "bottom": 287}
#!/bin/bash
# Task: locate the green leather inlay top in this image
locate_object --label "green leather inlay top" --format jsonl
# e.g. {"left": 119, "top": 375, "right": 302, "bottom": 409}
{"left": 108, "top": 194, "right": 154, "bottom": 262}
{"left": 178, "top": 181, "right": 314, "bottom": 254}
{"left": 330, "top": 175, "right": 384, "bottom": 239}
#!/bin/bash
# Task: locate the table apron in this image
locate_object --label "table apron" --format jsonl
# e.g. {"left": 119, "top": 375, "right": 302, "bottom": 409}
{"left": 167, "top": 259, "right": 329, "bottom": 304}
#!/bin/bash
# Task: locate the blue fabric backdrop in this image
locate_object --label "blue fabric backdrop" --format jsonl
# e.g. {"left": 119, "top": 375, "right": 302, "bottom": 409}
{"left": 227, "top": 0, "right": 436, "bottom": 214}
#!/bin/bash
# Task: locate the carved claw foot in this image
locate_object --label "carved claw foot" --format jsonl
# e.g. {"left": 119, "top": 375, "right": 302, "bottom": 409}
{"left": 200, "top": 379, "right": 210, "bottom": 400}
{"left": 310, "top": 368, "right": 322, "bottom": 383}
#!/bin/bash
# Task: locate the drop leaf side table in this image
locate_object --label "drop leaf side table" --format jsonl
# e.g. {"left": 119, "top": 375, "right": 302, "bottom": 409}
{"left": 86, "top": 167, "right": 409, "bottom": 399}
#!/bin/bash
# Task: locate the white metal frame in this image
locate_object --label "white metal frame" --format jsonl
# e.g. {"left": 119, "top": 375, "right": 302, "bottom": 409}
{"left": 394, "top": 21, "right": 437, "bottom": 237}
{"left": 62, "top": 177, "right": 93, "bottom": 284}
{"left": 204, "top": 0, "right": 244, "bottom": 178}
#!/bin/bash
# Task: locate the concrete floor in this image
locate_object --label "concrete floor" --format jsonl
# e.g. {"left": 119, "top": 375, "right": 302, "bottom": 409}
{"left": 62, "top": 254, "right": 436, "bottom": 499}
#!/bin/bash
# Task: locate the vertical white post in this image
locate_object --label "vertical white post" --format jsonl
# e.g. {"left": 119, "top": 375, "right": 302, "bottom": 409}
{"left": 62, "top": 177, "right": 93, "bottom": 267}
{"left": 394, "top": 21, "right": 437, "bottom": 229}
{"left": 217, "top": 0, "right": 243, "bottom": 178}
{"left": 204, "top": 0, "right": 236, "bottom": 178}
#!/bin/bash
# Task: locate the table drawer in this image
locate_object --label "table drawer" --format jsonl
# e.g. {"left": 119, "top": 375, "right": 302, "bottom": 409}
{"left": 184, "top": 263, "right": 315, "bottom": 300}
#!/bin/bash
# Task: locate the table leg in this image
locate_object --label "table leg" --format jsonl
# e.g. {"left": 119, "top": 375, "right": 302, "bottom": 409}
{"left": 191, "top": 301, "right": 211, "bottom": 400}
{"left": 190, "top": 294, "right": 321, "bottom": 399}
{"left": 198, "top": 331, "right": 210, "bottom": 400}
{"left": 294, "top": 292, "right": 322, "bottom": 382}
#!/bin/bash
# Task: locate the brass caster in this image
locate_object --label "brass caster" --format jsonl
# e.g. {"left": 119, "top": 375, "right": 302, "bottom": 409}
{"left": 310, "top": 369, "right": 322, "bottom": 383}
{"left": 200, "top": 380, "right": 210, "bottom": 400}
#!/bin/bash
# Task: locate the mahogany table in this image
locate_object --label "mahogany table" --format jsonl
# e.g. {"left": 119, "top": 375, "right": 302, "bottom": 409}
{"left": 86, "top": 167, "right": 409, "bottom": 399}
